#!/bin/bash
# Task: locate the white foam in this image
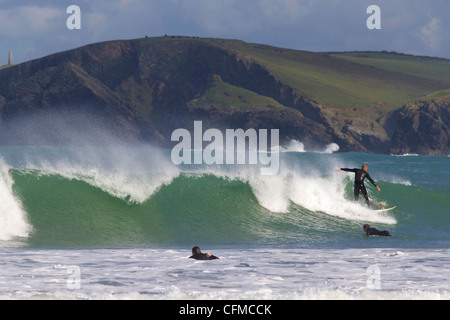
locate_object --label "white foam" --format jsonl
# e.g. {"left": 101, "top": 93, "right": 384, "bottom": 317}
{"left": 21, "top": 146, "right": 181, "bottom": 204}
{"left": 280, "top": 140, "right": 340, "bottom": 154}
{"left": 248, "top": 171, "right": 291, "bottom": 213}
{"left": 187, "top": 156, "right": 396, "bottom": 224}
{"left": 391, "top": 153, "right": 419, "bottom": 157}
{"left": 287, "top": 171, "right": 396, "bottom": 224}
{"left": 0, "top": 248, "right": 448, "bottom": 300}
{"left": 219, "top": 164, "right": 396, "bottom": 224}
{"left": 0, "top": 159, "right": 31, "bottom": 240}
{"left": 64, "top": 165, "right": 180, "bottom": 204}
{"left": 280, "top": 139, "right": 305, "bottom": 153}
{"left": 322, "top": 143, "right": 340, "bottom": 154}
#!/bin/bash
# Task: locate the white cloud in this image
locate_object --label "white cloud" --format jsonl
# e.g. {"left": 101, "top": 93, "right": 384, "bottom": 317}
{"left": 0, "top": 6, "right": 62, "bottom": 37}
{"left": 418, "top": 16, "right": 441, "bottom": 51}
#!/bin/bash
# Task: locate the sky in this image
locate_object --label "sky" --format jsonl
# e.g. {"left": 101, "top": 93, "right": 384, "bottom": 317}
{"left": 0, "top": 0, "right": 449, "bottom": 64}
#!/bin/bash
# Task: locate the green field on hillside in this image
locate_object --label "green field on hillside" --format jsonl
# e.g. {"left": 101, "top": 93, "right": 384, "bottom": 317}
{"left": 188, "top": 74, "right": 284, "bottom": 110}
{"left": 186, "top": 38, "right": 450, "bottom": 112}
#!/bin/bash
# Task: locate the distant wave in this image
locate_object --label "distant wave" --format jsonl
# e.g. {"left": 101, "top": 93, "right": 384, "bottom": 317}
{"left": 280, "top": 139, "right": 305, "bottom": 152}
{"left": 391, "top": 153, "right": 419, "bottom": 157}
{"left": 280, "top": 140, "right": 339, "bottom": 154}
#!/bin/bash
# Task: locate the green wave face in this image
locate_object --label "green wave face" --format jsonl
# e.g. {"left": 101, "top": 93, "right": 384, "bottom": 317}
{"left": 11, "top": 170, "right": 280, "bottom": 247}
{"left": 1, "top": 147, "right": 449, "bottom": 249}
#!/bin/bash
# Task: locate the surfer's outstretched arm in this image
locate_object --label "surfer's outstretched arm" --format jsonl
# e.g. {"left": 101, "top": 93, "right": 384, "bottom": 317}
{"left": 337, "top": 168, "right": 357, "bottom": 172}
{"left": 366, "top": 173, "right": 381, "bottom": 191}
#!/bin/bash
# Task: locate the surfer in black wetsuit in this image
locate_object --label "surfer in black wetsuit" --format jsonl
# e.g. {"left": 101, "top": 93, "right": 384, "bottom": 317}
{"left": 363, "top": 224, "right": 391, "bottom": 237}
{"left": 337, "top": 164, "right": 381, "bottom": 208}
{"left": 189, "top": 246, "right": 219, "bottom": 260}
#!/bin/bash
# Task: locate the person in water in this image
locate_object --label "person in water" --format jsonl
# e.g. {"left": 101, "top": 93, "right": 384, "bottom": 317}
{"left": 189, "top": 246, "right": 219, "bottom": 260}
{"left": 363, "top": 224, "right": 391, "bottom": 237}
{"left": 337, "top": 164, "right": 381, "bottom": 207}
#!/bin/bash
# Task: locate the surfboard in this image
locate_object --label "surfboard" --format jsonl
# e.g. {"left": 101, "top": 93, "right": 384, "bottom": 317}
{"left": 374, "top": 206, "right": 396, "bottom": 212}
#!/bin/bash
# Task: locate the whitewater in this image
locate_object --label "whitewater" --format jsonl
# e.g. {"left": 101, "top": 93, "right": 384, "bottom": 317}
{"left": 0, "top": 144, "right": 448, "bottom": 299}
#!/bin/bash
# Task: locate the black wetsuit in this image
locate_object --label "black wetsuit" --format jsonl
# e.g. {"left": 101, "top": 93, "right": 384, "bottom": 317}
{"left": 341, "top": 168, "right": 378, "bottom": 207}
{"left": 189, "top": 253, "right": 219, "bottom": 260}
{"left": 365, "top": 227, "right": 391, "bottom": 237}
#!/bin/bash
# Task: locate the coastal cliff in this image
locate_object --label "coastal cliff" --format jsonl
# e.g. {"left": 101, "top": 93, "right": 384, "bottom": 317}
{"left": 0, "top": 37, "right": 449, "bottom": 154}
{"left": 388, "top": 97, "right": 450, "bottom": 155}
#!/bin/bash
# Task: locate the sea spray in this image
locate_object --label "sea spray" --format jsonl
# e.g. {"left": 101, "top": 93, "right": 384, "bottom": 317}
{"left": 0, "top": 159, "right": 31, "bottom": 240}
{"left": 287, "top": 169, "right": 396, "bottom": 224}
{"left": 183, "top": 160, "right": 396, "bottom": 224}
{"left": 250, "top": 166, "right": 395, "bottom": 224}
{"left": 323, "top": 143, "right": 340, "bottom": 154}
{"left": 280, "top": 140, "right": 339, "bottom": 154}
{"left": 281, "top": 140, "right": 305, "bottom": 153}
{"left": 16, "top": 145, "right": 181, "bottom": 204}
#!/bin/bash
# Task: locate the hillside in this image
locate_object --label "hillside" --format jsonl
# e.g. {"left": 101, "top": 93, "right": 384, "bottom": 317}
{"left": 0, "top": 36, "right": 448, "bottom": 154}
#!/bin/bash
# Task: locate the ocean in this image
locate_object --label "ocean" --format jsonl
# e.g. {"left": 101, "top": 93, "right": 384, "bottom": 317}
{"left": 0, "top": 145, "right": 449, "bottom": 300}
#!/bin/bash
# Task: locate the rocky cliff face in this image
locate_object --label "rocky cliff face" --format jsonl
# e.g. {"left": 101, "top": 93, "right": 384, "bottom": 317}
{"left": 0, "top": 38, "right": 332, "bottom": 148}
{"left": 0, "top": 37, "right": 448, "bottom": 154}
{"left": 387, "top": 98, "right": 450, "bottom": 155}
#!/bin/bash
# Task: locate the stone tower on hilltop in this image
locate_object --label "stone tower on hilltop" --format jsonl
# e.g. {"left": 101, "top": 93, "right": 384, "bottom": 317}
{"left": 8, "top": 51, "right": 13, "bottom": 65}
